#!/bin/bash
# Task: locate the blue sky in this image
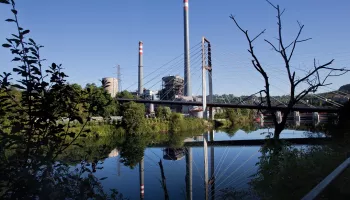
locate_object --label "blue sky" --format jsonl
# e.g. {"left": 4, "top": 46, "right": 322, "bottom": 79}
{"left": 1, "top": 0, "right": 349, "bottom": 96}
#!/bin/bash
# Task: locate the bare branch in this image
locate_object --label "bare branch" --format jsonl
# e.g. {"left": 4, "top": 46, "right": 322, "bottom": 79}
{"left": 285, "top": 37, "right": 312, "bottom": 50}
{"left": 251, "top": 29, "right": 266, "bottom": 42}
{"left": 265, "top": 39, "right": 279, "bottom": 52}
{"left": 328, "top": 70, "right": 348, "bottom": 77}
{"left": 288, "top": 23, "right": 311, "bottom": 62}
{"left": 314, "top": 59, "right": 320, "bottom": 82}
{"left": 297, "top": 20, "right": 302, "bottom": 28}
{"left": 266, "top": 0, "right": 277, "bottom": 9}
{"left": 229, "top": 15, "right": 246, "bottom": 34}
{"left": 251, "top": 60, "right": 262, "bottom": 73}
{"left": 280, "top": 8, "right": 286, "bottom": 16}
{"left": 295, "top": 59, "right": 335, "bottom": 86}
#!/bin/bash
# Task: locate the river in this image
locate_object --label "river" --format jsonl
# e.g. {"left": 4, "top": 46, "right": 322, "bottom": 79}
{"left": 69, "top": 123, "right": 327, "bottom": 199}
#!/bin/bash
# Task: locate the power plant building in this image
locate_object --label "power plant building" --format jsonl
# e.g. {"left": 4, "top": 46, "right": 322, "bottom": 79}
{"left": 159, "top": 75, "right": 184, "bottom": 100}
{"left": 102, "top": 77, "right": 118, "bottom": 98}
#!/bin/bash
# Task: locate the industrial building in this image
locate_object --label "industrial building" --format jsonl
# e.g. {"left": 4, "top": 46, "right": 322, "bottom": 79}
{"left": 102, "top": 77, "right": 118, "bottom": 98}
{"left": 159, "top": 75, "right": 184, "bottom": 100}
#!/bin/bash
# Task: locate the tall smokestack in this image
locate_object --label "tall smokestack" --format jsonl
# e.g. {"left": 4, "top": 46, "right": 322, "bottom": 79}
{"left": 138, "top": 41, "right": 143, "bottom": 96}
{"left": 184, "top": 0, "right": 191, "bottom": 96}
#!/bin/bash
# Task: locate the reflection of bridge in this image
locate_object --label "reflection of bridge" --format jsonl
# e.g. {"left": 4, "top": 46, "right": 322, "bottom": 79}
{"left": 136, "top": 128, "right": 334, "bottom": 199}
{"left": 150, "top": 130, "right": 333, "bottom": 200}
{"left": 147, "top": 137, "right": 332, "bottom": 148}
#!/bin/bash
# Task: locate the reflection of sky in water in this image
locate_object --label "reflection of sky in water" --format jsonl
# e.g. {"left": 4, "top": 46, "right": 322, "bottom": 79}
{"left": 77, "top": 128, "right": 324, "bottom": 199}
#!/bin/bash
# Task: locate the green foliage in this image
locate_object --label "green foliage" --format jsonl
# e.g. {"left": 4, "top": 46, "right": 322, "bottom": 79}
{"left": 250, "top": 144, "right": 348, "bottom": 200}
{"left": 117, "top": 90, "right": 135, "bottom": 99}
{"left": 84, "top": 83, "right": 119, "bottom": 117}
{"left": 120, "top": 102, "right": 145, "bottom": 133}
{"left": 156, "top": 106, "right": 171, "bottom": 120}
{"left": 169, "top": 112, "right": 184, "bottom": 132}
{"left": 0, "top": 1, "right": 122, "bottom": 199}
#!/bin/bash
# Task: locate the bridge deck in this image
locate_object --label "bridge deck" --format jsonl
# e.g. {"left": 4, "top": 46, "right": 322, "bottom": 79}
{"left": 117, "top": 98, "right": 339, "bottom": 113}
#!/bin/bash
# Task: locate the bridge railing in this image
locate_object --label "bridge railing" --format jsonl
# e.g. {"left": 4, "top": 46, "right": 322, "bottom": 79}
{"left": 301, "top": 155, "right": 350, "bottom": 200}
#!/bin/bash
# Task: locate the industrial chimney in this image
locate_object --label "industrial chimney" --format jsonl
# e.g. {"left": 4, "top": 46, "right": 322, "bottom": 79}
{"left": 138, "top": 41, "right": 143, "bottom": 96}
{"left": 184, "top": 0, "right": 191, "bottom": 96}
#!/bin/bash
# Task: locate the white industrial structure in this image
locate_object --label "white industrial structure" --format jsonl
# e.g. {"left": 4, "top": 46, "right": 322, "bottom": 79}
{"left": 102, "top": 77, "right": 118, "bottom": 98}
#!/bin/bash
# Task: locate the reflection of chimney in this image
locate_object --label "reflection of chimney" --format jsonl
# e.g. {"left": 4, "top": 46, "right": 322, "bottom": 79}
{"left": 139, "top": 158, "right": 144, "bottom": 199}
{"left": 183, "top": 0, "right": 191, "bottom": 96}
{"left": 185, "top": 147, "right": 193, "bottom": 200}
{"left": 138, "top": 41, "right": 144, "bottom": 96}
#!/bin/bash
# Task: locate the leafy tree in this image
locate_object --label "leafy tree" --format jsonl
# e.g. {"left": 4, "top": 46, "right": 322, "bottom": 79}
{"left": 0, "top": 1, "right": 122, "bottom": 199}
{"left": 85, "top": 83, "right": 118, "bottom": 117}
{"left": 117, "top": 90, "right": 135, "bottom": 99}
{"left": 230, "top": 1, "right": 349, "bottom": 139}
{"left": 155, "top": 106, "right": 163, "bottom": 118}
{"left": 162, "top": 106, "right": 172, "bottom": 119}
{"left": 169, "top": 112, "right": 184, "bottom": 132}
{"left": 120, "top": 101, "right": 145, "bottom": 133}
{"left": 156, "top": 106, "right": 171, "bottom": 119}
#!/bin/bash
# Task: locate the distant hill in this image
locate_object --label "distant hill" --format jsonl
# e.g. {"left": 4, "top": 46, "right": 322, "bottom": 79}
{"left": 339, "top": 84, "right": 350, "bottom": 93}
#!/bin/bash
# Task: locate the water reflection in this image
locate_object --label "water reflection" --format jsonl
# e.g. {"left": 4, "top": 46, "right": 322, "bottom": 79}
{"left": 67, "top": 121, "right": 331, "bottom": 199}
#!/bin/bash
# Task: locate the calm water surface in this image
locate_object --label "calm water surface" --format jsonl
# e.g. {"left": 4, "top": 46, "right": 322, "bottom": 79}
{"left": 74, "top": 126, "right": 325, "bottom": 199}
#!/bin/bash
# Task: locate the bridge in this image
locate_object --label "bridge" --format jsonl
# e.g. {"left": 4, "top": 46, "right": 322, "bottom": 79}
{"left": 116, "top": 98, "right": 340, "bottom": 113}
{"left": 118, "top": 37, "right": 347, "bottom": 120}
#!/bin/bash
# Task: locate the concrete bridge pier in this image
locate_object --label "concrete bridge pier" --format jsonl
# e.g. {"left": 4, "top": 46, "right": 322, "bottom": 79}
{"left": 294, "top": 111, "right": 300, "bottom": 127}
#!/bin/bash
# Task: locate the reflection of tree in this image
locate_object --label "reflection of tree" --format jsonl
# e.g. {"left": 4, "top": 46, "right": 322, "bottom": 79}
{"left": 221, "top": 121, "right": 258, "bottom": 137}
{"left": 58, "top": 135, "right": 123, "bottom": 165}
{"left": 167, "top": 133, "right": 185, "bottom": 148}
{"left": 224, "top": 126, "right": 240, "bottom": 137}
{"left": 119, "top": 134, "right": 147, "bottom": 169}
{"left": 250, "top": 144, "right": 345, "bottom": 200}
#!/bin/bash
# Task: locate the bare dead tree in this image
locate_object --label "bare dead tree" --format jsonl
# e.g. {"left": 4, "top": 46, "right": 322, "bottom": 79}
{"left": 230, "top": 0, "right": 349, "bottom": 140}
